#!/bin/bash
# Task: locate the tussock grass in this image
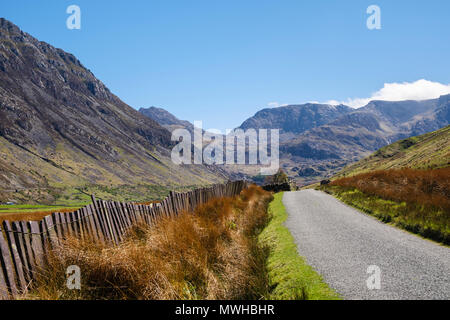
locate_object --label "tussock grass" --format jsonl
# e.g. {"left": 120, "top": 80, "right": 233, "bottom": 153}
{"left": 324, "top": 168, "right": 450, "bottom": 244}
{"left": 259, "top": 193, "right": 340, "bottom": 300}
{"left": 27, "top": 185, "right": 273, "bottom": 300}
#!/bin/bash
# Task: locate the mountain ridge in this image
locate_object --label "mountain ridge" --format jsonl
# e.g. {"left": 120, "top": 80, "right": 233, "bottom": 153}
{"left": 139, "top": 106, "right": 194, "bottom": 134}
{"left": 234, "top": 95, "right": 449, "bottom": 184}
{"left": 140, "top": 96, "right": 449, "bottom": 185}
{"left": 335, "top": 125, "right": 450, "bottom": 177}
{"left": 0, "top": 18, "right": 227, "bottom": 203}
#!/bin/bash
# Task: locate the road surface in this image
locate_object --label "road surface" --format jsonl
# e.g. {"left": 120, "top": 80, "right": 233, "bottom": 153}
{"left": 283, "top": 190, "right": 450, "bottom": 300}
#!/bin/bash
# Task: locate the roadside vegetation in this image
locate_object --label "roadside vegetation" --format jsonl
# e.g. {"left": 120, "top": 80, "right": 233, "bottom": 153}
{"left": 321, "top": 168, "right": 449, "bottom": 245}
{"left": 28, "top": 185, "right": 273, "bottom": 300}
{"left": 25, "top": 185, "right": 342, "bottom": 300}
{"left": 258, "top": 193, "right": 340, "bottom": 300}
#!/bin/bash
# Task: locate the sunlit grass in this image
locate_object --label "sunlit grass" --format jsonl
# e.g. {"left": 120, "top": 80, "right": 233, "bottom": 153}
{"left": 321, "top": 168, "right": 450, "bottom": 245}
{"left": 27, "top": 185, "right": 273, "bottom": 300}
{"left": 258, "top": 192, "right": 340, "bottom": 300}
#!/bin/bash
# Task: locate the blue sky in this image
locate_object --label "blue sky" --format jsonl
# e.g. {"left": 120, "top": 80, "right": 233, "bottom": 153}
{"left": 1, "top": 0, "right": 450, "bottom": 130}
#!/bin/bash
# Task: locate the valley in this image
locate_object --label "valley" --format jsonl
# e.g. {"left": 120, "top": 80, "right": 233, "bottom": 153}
{"left": 0, "top": 7, "right": 448, "bottom": 303}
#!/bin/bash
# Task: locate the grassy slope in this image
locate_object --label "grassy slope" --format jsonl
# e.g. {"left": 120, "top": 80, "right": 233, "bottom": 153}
{"left": 337, "top": 125, "right": 450, "bottom": 177}
{"left": 321, "top": 185, "right": 449, "bottom": 245}
{"left": 0, "top": 136, "right": 225, "bottom": 205}
{"left": 321, "top": 126, "right": 450, "bottom": 245}
{"left": 259, "top": 192, "right": 340, "bottom": 300}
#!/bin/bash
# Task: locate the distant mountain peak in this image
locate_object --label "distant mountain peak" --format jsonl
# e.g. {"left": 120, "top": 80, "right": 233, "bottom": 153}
{"left": 139, "top": 106, "right": 194, "bottom": 132}
{"left": 238, "top": 103, "right": 353, "bottom": 139}
{"left": 0, "top": 18, "right": 21, "bottom": 33}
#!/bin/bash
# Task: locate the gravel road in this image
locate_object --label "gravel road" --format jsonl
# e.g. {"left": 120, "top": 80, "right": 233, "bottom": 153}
{"left": 283, "top": 190, "right": 450, "bottom": 300}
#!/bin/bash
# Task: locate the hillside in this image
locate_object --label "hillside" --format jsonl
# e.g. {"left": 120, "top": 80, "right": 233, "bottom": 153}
{"left": 139, "top": 106, "right": 194, "bottom": 133}
{"left": 0, "top": 18, "right": 226, "bottom": 203}
{"left": 239, "top": 103, "right": 352, "bottom": 142}
{"left": 235, "top": 96, "right": 450, "bottom": 185}
{"left": 320, "top": 125, "right": 450, "bottom": 244}
{"left": 336, "top": 125, "right": 450, "bottom": 177}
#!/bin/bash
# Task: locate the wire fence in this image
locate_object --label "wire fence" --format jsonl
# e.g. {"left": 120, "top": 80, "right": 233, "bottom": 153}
{"left": 0, "top": 180, "right": 248, "bottom": 299}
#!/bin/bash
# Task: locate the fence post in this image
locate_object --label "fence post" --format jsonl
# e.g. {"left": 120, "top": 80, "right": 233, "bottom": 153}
{"left": 0, "top": 226, "right": 18, "bottom": 298}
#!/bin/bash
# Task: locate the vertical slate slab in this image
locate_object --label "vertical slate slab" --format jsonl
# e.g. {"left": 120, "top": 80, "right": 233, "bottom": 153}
{"left": 11, "top": 221, "right": 31, "bottom": 283}
{"left": 88, "top": 204, "right": 104, "bottom": 243}
{"left": 101, "top": 200, "right": 117, "bottom": 244}
{"left": 19, "top": 221, "right": 34, "bottom": 278}
{"left": 43, "top": 215, "right": 58, "bottom": 249}
{"left": 2, "top": 221, "right": 27, "bottom": 293}
{"left": 28, "top": 221, "right": 44, "bottom": 269}
{"left": 51, "top": 213, "right": 63, "bottom": 241}
{"left": 0, "top": 227, "right": 18, "bottom": 297}
{"left": 0, "top": 257, "right": 9, "bottom": 299}
{"left": 91, "top": 195, "right": 109, "bottom": 241}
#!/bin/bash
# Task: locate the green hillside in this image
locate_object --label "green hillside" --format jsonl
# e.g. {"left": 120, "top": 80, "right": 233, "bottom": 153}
{"left": 337, "top": 125, "right": 450, "bottom": 177}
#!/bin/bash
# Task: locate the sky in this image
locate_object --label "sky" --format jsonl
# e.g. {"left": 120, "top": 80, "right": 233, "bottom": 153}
{"left": 1, "top": 0, "right": 450, "bottom": 130}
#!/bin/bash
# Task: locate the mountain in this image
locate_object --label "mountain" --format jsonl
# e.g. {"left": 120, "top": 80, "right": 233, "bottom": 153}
{"left": 336, "top": 125, "right": 450, "bottom": 177}
{"left": 237, "top": 96, "right": 450, "bottom": 185}
{"left": 239, "top": 103, "right": 352, "bottom": 142}
{"left": 0, "top": 18, "right": 226, "bottom": 203}
{"left": 139, "top": 106, "right": 194, "bottom": 133}
{"left": 282, "top": 96, "right": 449, "bottom": 160}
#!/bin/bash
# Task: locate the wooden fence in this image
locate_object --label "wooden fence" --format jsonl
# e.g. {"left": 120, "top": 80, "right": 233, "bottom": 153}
{"left": 0, "top": 180, "right": 247, "bottom": 299}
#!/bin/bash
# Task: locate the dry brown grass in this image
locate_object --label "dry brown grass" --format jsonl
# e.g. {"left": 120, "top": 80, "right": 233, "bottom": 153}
{"left": 27, "top": 185, "right": 273, "bottom": 300}
{"left": 332, "top": 168, "right": 450, "bottom": 211}
{"left": 328, "top": 168, "right": 449, "bottom": 244}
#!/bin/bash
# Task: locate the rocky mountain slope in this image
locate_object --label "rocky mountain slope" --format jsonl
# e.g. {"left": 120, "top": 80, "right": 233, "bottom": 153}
{"left": 282, "top": 96, "right": 449, "bottom": 159}
{"left": 142, "top": 97, "right": 449, "bottom": 186}
{"left": 238, "top": 96, "right": 450, "bottom": 185}
{"left": 0, "top": 18, "right": 226, "bottom": 202}
{"left": 239, "top": 103, "right": 352, "bottom": 142}
{"left": 336, "top": 125, "right": 450, "bottom": 177}
{"left": 139, "top": 106, "right": 194, "bottom": 133}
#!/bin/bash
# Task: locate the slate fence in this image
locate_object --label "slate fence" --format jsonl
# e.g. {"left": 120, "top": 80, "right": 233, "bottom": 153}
{"left": 0, "top": 180, "right": 248, "bottom": 299}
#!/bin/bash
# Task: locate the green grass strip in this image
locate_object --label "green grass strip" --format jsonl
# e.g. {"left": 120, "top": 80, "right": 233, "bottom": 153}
{"left": 259, "top": 192, "right": 340, "bottom": 300}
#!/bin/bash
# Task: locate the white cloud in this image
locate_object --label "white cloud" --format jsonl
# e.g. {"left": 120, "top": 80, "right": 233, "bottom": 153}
{"left": 326, "top": 79, "right": 450, "bottom": 108}
{"left": 267, "top": 102, "right": 280, "bottom": 108}
{"left": 267, "top": 102, "right": 289, "bottom": 108}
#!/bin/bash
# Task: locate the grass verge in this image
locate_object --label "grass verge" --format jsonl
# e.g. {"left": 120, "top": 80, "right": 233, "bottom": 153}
{"left": 320, "top": 185, "right": 449, "bottom": 245}
{"left": 259, "top": 192, "right": 340, "bottom": 300}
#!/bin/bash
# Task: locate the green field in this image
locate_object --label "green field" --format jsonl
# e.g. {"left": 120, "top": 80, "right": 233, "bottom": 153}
{"left": 0, "top": 183, "right": 206, "bottom": 207}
